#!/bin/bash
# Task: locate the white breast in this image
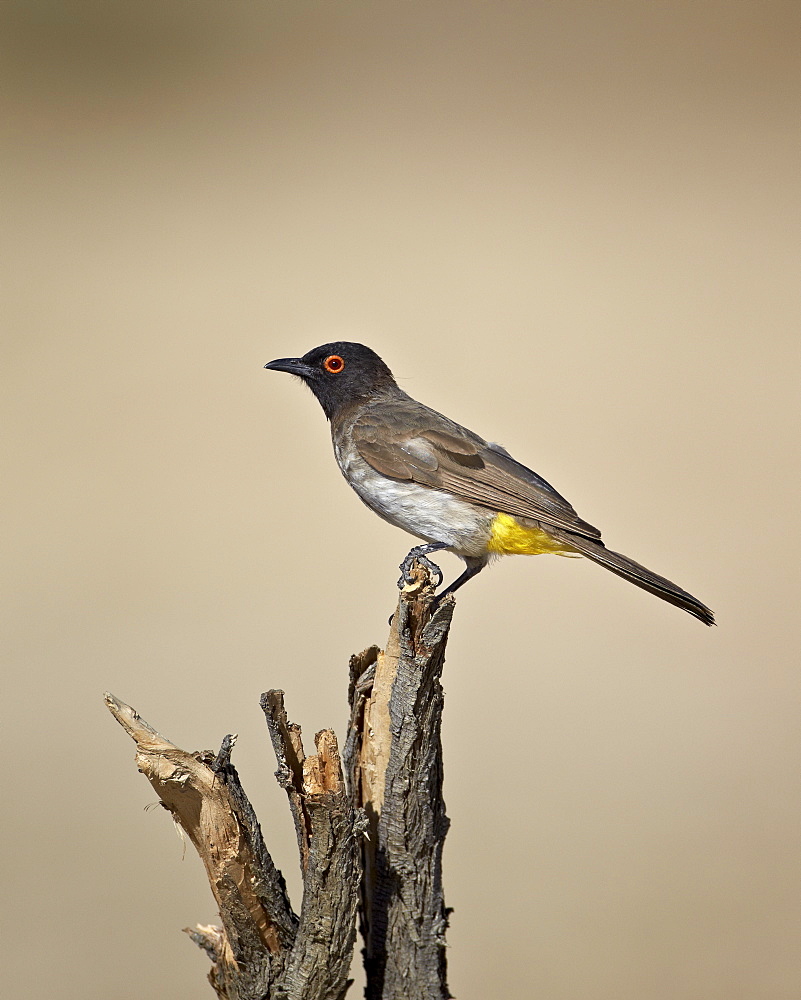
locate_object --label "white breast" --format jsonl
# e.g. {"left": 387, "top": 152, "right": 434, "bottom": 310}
{"left": 334, "top": 442, "right": 492, "bottom": 559}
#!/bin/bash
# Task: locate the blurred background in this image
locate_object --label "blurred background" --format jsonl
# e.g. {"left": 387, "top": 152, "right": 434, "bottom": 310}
{"left": 2, "top": 2, "right": 799, "bottom": 998}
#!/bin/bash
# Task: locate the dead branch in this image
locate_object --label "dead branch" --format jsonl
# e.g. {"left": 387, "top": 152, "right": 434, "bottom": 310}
{"left": 106, "top": 560, "right": 454, "bottom": 1000}
{"left": 345, "top": 564, "right": 454, "bottom": 1000}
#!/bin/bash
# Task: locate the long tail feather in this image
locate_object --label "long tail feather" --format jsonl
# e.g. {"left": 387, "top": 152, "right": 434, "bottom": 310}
{"left": 547, "top": 530, "right": 715, "bottom": 626}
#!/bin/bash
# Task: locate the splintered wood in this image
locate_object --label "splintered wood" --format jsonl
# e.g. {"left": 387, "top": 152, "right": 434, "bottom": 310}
{"left": 106, "top": 556, "right": 455, "bottom": 1000}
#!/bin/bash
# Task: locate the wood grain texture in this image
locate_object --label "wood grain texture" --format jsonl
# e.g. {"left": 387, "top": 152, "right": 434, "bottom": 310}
{"left": 346, "top": 563, "right": 454, "bottom": 1000}
{"left": 106, "top": 558, "right": 455, "bottom": 999}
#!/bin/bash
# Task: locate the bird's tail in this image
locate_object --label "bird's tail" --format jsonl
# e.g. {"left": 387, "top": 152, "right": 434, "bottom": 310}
{"left": 547, "top": 530, "right": 715, "bottom": 626}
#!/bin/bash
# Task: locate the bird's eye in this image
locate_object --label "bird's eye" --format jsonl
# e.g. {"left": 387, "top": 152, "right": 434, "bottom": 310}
{"left": 323, "top": 355, "right": 345, "bottom": 374}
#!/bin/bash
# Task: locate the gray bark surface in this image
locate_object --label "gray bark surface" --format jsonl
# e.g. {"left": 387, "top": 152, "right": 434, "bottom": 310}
{"left": 106, "top": 561, "right": 454, "bottom": 999}
{"left": 345, "top": 567, "right": 453, "bottom": 1000}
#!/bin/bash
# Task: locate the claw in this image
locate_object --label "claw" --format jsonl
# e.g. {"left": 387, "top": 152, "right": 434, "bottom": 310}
{"left": 419, "top": 555, "right": 444, "bottom": 587}
{"left": 397, "top": 543, "right": 447, "bottom": 590}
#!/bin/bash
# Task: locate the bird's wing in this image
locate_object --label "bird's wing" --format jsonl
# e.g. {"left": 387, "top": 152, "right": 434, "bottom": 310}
{"left": 352, "top": 397, "right": 602, "bottom": 540}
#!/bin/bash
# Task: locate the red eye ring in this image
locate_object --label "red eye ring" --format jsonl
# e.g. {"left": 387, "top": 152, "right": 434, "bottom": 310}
{"left": 323, "top": 355, "right": 345, "bottom": 374}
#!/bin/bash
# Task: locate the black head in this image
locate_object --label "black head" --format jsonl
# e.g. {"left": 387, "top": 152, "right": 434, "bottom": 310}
{"left": 264, "top": 342, "right": 398, "bottom": 419}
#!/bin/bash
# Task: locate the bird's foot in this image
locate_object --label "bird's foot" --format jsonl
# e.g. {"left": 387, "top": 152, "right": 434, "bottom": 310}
{"left": 397, "top": 544, "right": 445, "bottom": 590}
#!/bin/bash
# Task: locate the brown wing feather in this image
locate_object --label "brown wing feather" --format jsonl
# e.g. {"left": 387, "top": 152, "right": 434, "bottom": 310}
{"left": 352, "top": 397, "right": 601, "bottom": 541}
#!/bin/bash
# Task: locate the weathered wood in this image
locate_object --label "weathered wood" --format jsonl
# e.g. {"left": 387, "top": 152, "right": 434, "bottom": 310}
{"left": 261, "top": 691, "right": 360, "bottom": 1000}
{"left": 106, "top": 559, "right": 455, "bottom": 1000}
{"left": 345, "top": 564, "right": 454, "bottom": 1000}
{"left": 105, "top": 693, "right": 359, "bottom": 1000}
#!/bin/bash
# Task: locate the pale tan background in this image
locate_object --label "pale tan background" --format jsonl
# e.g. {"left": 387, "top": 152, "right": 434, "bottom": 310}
{"left": 2, "top": 2, "right": 799, "bottom": 998}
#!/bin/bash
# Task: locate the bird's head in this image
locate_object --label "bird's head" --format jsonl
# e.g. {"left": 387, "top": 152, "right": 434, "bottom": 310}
{"left": 265, "top": 342, "right": 397, "bottom": 419}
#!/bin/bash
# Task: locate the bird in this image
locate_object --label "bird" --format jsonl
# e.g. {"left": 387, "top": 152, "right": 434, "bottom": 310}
{"left": 264, "top": 342, "right": 714, "bottom": 625}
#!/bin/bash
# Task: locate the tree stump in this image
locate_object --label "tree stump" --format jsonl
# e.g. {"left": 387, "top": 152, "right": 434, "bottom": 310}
{"left": 106, "top": 562, "right": 454, "bottom": 1000}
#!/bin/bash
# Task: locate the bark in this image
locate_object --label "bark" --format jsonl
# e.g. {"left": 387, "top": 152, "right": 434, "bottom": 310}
{"left": 261, "top": 692, "right": 361, "bottom": 1000}
{"left": 104, "top": 694, "right": 358, "bottom": 1000}
{"left": 345, "top": 565, "right": 453, "bottom": 1000}
{"left": 105, "top": 559, "right": 454, "bottom": 1000}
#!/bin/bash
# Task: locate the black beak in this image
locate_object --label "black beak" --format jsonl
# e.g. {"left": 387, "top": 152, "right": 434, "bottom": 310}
{"left": 264, "top": 357, "right": 317, "bottom": 379}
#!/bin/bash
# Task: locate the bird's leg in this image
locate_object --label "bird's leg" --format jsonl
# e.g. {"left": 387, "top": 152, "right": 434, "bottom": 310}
{"left": 434, "top": 560, "right": 486, "bottom": 604}
{"left": 397, "top": 542, "right": 449, "bottom": 589}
